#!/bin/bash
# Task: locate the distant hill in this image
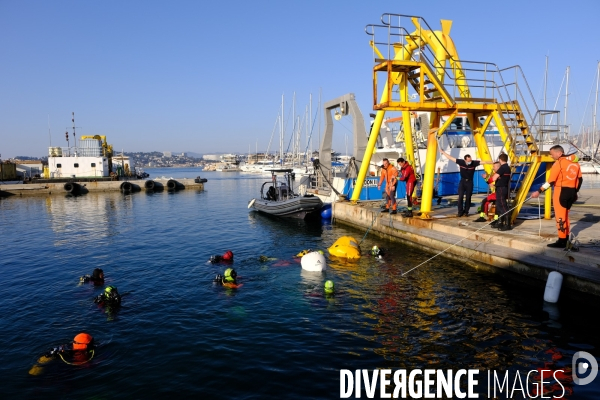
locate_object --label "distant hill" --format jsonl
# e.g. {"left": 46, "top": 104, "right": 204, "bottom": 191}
{"left": 185, "top": 152, "right": 203, "bottom": 159}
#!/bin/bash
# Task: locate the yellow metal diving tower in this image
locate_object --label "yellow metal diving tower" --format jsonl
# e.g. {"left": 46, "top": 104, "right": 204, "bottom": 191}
{"left": 353, "top": 14, "right": 564, "bottom": 222}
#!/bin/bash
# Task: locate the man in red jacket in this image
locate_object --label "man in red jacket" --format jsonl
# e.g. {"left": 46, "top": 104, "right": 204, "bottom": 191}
{"left": 396, "top": 158, "right": 417, "bottom": 217}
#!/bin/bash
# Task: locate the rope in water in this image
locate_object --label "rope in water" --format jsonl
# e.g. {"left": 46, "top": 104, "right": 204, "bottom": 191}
{"left": 401, "top": 196, "right": 533, "bottom": 276}
{"left": 359, "top": 212, "right": 378, "bottom": 246}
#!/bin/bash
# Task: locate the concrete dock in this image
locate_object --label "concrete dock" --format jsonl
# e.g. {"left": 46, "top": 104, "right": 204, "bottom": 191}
{"left": 332, "top": 188, "right": 600, "bottom": 297}
{"left": 0, "top": 178, "right": 204, "bottom": 197}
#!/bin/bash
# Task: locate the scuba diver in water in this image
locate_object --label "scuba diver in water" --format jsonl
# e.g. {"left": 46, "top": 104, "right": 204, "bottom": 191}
{"left": 80, "top": 268, "right": 105, "bottom": 285}
{"left": 213, "top": 268, "right": 240, "bottom": 287}
{"left": 370, "top": 246, "right": 385, "bottom": 259}
{"left": 324, "top": 280, "right": 335, "bottom": 297}
{"left": 209, "top": 250, "right": 234, "bottom": 263}
{"left": 94, "top": 286, "right": 122, "bottom": 307}
{"left": 29, "top": 332, "right": 95, "bottom": 375}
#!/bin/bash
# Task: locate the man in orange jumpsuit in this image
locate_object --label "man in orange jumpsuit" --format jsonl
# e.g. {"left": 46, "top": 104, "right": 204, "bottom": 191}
{"left": 532, "top": 145, "right": 583, "bottom": 248}
{"left": 377, "top": 158, "right": 398, "bottom": 214}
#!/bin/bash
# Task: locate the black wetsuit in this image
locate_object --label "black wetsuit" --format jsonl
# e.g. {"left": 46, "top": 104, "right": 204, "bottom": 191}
{"left": 494, "top": 163, "right": 511, "bottom": 218}
{"left": 456, "top": 159, "right": 481, "bottom": 215}
{"left": 94, "top": 291, "right": 121, "bottom": 306}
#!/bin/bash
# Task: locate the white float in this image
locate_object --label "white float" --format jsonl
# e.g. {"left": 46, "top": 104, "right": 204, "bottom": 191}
{"left": 543, "top": 271, "right": 563, "bottom": 303}
{"left": 301, "top": 251, "right": 326, "bottom": 272}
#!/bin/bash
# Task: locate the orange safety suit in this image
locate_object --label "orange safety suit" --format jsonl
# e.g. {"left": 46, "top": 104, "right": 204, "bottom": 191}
{"left": 548, "top": 157, "right": 583, "bottom": 239}
{"left": 379, "top": 164, "right": 398, "bottom": 210}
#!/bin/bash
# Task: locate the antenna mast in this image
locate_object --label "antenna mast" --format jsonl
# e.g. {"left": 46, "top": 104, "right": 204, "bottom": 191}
{"left": 593, "top": 62, "right": 600, "bottom": 157}
{"left": 72, "top": 112, "right": 77, "bottom": 148}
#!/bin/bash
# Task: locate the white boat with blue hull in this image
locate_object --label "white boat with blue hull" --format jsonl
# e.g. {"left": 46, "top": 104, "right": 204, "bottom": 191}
{"left": 302, "top": 94, "right": 553, "bottom": 205}
{"left": 249, "top": 169, "right": 323, "bottom": 219}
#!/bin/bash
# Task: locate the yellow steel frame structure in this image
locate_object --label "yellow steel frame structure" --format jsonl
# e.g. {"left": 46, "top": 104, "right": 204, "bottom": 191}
{"left": 352, "top": 16, "right": 555, "bottom": 222}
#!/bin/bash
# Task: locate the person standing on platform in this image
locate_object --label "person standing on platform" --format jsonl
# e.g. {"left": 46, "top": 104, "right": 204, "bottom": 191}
{"left": 439, "top": 148, "right": 494, "bottom": 217}
{"left": 474, "top": 162, "right": 500, "bottom": 222}
{"left": 490, "top": 154, "right": 512, "bottom": 231}
{"left": 531, "top": 145, "right": 583, "bottom": 248}
{"left": 377, "top": 158, "right": 398, "bottom": 214}
{"left": 396, "top": 157, "right": 417, "bottom": 217}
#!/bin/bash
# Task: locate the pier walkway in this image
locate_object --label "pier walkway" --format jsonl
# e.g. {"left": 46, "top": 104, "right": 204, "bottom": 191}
{"left": 333, "top": 188, "right": 600, "bottom": 297}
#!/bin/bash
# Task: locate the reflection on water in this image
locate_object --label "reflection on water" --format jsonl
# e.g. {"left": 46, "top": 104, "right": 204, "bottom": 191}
{"left": 0, "top": 170, "right": 598, "bottom": 398}
{"left": 45, "top": 193, "right": 125, "bottom": 245}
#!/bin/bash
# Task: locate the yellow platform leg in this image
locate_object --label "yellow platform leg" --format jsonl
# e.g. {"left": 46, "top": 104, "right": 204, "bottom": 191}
{"left": 352, "top": 111, "right": 385, "bottom": 203}
{"left": 468, "top": 114, "right": 493, "bottom": 175}
{"left": 419, "top": 111, "right": 443, "bottom": 218}
{"left": 402, "top": 110, "right": 415, "bottom": 168}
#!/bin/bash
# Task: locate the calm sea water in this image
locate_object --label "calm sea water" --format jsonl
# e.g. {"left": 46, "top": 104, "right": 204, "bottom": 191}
{"left": 1, "top": 167, "right": 599, "bottom": 399}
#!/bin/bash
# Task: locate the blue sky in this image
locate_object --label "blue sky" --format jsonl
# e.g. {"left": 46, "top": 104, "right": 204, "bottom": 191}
{"left": 1, "top": 0, "right": 599, "bottom": 158}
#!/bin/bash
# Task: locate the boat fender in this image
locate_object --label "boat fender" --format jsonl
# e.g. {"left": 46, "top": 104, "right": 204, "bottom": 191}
{"left": 301, "top": 251, "right": 326, "bottom": 272}
{"left": 167, "top": 179, "right": 179, "bottom": 190}
{"left": 144, "top": 180, "right": 155, "bottom": 190}
{"left": 64, "top": 182, "right": 80, "bottom": 194}
{"left": 543, "top": 271, "right": 563, "bottom": 303}
{"left": 248, "top": 198, "right": 256, "bottom": 209}
{"left": 120, "top": 181, "right": 133, "bottom": 192}
{"left": 321, "top": 204, "right": 332, "bottom": 219}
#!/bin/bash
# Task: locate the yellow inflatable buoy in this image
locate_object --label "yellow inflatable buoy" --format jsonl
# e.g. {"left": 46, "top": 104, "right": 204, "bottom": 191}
{"left": 328, "top": 236, "right": 361, "bottom": 259}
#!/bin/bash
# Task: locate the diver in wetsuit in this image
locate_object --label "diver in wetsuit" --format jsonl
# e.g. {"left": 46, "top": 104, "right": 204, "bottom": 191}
{"left": 370, "top": 246, "right": 386, "bottom": 258}
{"left": 209, "top": 250, "right": 234, "bottom": 263}
{"left": 324, "top": 280, "right": 335, "bottom": 297}
{"left": 94, "top": 286, "right": 122, "bottom": 307}
{"left": 214, "top": 268, "right": 238, "bottom": 285}
{"left": 29, "top": 332, "right": 96, "bottom": 375}
{"left": 80, "top": 268, "right": 105, "bottom": 285}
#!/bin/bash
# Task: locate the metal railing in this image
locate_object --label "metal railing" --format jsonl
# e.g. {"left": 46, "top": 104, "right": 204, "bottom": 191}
{"left": 365, "top": 13, "right": 566, "bottom": 150}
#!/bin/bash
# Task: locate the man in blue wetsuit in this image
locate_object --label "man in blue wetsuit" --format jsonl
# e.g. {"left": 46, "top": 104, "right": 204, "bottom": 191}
{"left": 439, "top": 148, "right": 494, "bottom": 217}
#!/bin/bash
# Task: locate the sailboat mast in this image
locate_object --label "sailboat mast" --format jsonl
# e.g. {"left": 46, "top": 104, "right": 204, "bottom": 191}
{"left": 281, "top": 94, "right": 284, "bottom": 165}
{"left": 318, "top": 88, "right": 322, "bottom": 154}
{"left": 292, "top": 91, "right": 296, "bottom": 165}
{"left": 543, "top": 56, "right": 549, "bottom": 109}
{"left": 305, "top": 104, "right": 309, "bottom": 165}
{"left": 564, "top": 66, "right": 569, "bottom": 138}
{"left": 309, "top": 93, "right": 312, "bottom": 159}
{"left": 593, "top": 62, "right": 600, "bottom": 157}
